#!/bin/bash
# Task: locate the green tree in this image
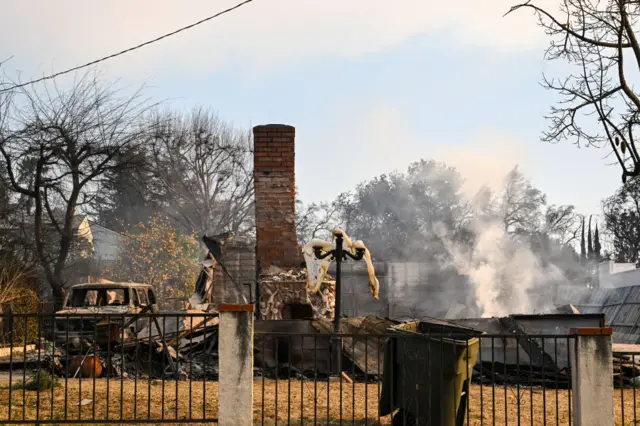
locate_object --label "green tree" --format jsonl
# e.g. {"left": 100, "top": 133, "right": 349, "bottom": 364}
{"left": 580, "top": 218, "right": 586, "bottom": 262}
{"left": 588, "top": 216, "right": 594, "bottom": 259}
{"left": 603, "top": 178, "right": 640, "bottom": 263}
{"left": 104, "top": 215, "right": 200, "bottom": 299}
{"left": 594, "top": 223, "right": 602, "bottom": 262}
{"left": 91, "top": 146, "right": 156, "bottom": 232}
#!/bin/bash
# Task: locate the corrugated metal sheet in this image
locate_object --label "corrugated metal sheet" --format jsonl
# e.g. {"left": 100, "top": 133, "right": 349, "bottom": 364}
{"left": 571, "top": 285, "right": 640, "bottom": 343}
{"left": 450, "top": 314, "right": 604, "bottom": 370}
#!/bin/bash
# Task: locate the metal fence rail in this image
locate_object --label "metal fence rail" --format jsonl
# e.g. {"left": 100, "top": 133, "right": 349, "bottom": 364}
{"left": 0, "top": 312, "right": 636, "bottom": 425}
{"left": 0, "top": 312, "right": 219, "bottom": 424}
{"left": 253, "top": 332, "right": 578, "bottom": 425}
{"left": 614, "top": 350, "right": 640, "bottom": 426}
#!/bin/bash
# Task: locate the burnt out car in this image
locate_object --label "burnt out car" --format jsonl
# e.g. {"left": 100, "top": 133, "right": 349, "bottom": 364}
{"left": 54, "top": 282, "right": 157, "bottom": 344}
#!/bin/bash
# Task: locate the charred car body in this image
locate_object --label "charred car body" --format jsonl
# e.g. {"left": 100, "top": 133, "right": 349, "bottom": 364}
{"left": 54, "top": 283, "right": 157, "bottom": 344}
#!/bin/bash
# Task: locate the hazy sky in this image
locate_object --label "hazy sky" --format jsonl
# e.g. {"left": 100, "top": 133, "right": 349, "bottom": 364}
{"left": 0, "top": 0, "right": 622, "bottom": 218}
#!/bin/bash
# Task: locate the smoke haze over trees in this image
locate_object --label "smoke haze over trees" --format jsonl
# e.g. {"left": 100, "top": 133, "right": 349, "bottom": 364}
{"left": 297, "top": 159, "right": 593, "bottom": 316}
{"left": 0, "top": 68, "right": 607, "bottom": 314}
{"left": 145, "top": 109, "right": 254, "bottom": 237}
{"left": 94, "top": 108, "right": 255, "bottom": 237}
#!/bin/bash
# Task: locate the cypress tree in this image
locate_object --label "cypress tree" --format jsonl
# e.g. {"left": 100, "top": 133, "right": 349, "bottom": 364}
{"left": 594, "top": 223, "right": 602, "bottom": 262}
{"left": 580, "top": 218, "right": 586, "bottom": 261}
{"left": 588, "top": 215, "right": 594, "bottom": 259}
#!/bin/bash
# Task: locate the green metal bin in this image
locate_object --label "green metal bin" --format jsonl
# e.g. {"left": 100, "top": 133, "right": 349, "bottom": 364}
{"left": 379, "top": 320, "right": 482, "bottom": 426}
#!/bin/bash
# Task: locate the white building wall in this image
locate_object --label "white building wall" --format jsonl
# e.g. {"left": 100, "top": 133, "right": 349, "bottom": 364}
{"left": 599, "top": 261, "right": 640, "bottom": 288}
{"left": 90, "top": 224, "right": 122, "bottom": 262}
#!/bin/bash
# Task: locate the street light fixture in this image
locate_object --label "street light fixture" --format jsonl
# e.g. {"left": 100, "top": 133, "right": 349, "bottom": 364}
{"left": 312, "top": 230, "right": 366, "bottom": 375}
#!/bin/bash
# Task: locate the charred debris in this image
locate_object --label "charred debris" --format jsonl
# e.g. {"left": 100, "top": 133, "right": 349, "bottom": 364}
{"left": 1, "top": 233, "right": 632, "bottom": 388}
{"left": 5, "top": 304, "right": 632, "bottom": 388}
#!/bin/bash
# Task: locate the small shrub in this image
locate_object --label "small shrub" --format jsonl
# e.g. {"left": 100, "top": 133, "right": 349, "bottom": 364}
{"left": 13, "top": 371, "right": 60, "bottom": 391}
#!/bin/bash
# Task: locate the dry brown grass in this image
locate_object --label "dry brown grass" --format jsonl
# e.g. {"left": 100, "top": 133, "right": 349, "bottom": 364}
{"left": 0, "top": 377, "right": 218, "bottom": 425}
{"left": 0, "top": 378, "right": 637, "bottom": 425}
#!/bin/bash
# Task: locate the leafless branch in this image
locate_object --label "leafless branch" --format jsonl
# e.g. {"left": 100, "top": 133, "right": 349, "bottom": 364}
{"left": 509, "top": 0, "right": 640, "bottom": 181}
{"left": 0, "top": 70, "right": 153, "bottom": 302}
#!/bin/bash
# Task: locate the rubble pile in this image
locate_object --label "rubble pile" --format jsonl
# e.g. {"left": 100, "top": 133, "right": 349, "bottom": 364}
{"left": 613, "top": 353, "right": 640, "bottom": 388}
{"left": 23, "top": 313, "right": 223, "bottom": 381}
{"left": 259, "top": 265, "right": 336, "bottom": 320}
{"left": 259, "top": 265, "right": 334, "bottom": 283}
{"left": 471, "top": 362, "right": 570, "bottom": 388}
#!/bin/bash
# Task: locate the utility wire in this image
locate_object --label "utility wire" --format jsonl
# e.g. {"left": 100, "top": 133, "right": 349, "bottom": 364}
{"left": 0, "top": 0, "right": 256, "bottom": 93}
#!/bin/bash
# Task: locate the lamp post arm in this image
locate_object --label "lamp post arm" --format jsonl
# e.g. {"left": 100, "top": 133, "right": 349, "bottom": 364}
{"left": 312, "top": 248, "right": 335, "bottom": 260}
{"left": 344, "top": 248, "right": 366, "bottom": 261}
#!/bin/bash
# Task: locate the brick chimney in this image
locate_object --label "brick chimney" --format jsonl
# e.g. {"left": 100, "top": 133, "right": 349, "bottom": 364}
{"left": 253, "top": 124, "right": 300, "bottom": 270}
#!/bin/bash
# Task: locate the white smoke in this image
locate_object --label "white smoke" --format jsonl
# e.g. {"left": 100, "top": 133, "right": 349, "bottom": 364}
{"left": 436, "top": 219, "right": 562, "bottom": 317}
{"left": 434, "top": 199, "right": 569, "bottom": 318}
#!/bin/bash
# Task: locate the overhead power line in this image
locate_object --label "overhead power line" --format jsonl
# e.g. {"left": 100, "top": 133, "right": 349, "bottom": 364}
{"left": 0, "top": 0, "right": 256, "bottom": 93}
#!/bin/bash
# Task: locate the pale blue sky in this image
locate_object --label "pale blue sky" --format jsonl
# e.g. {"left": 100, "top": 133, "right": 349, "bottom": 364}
{"left": 0, "top": 0, "right": 621, "bottom": 218}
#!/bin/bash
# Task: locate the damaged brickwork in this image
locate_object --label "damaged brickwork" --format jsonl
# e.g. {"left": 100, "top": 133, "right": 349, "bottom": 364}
{"left": 252, "top": 124, "right": 335, "bottom": 320}
{"left": 253, "top": 124, "right": 301, "bottom": 270}
{"left": 212, "top": 235, "right": 256, "bottom": 306}
{"left": 259, "top": 279, "right": 336, "bottom": 320}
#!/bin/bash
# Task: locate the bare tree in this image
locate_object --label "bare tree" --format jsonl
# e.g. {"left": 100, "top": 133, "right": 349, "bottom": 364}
{"left": 296, "top": 197, "right": 341, "bottom": 243}
{"left": 501, "top": 166, "right": 547, "bottom": 234}
{"left": 147, "top": 108, "right": 254, "bottom": 236}
{"left": 0, "top": 72, "right": 151, "bottom": 303}
{"left": 544, "top": 204, "right": 581, "bottom": 245}
{"left": 508, "top": 0, "right": 640, "bottom": 182}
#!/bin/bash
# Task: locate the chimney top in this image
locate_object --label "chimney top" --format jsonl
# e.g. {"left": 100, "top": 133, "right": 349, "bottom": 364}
{"left": 253, "top": 124, "right": 295, "bottom": 132}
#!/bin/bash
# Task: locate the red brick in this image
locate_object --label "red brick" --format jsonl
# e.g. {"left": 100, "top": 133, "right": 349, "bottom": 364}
{"left": 253, "top": 124, "right": 299, "bottom": 269}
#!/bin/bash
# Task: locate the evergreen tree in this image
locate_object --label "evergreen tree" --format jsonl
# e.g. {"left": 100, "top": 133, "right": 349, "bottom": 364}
{"left": 580, "top": 218, "right": 586, "bottom": 261}
{"left": 588, "top": 215, "right": 594, "bottom": 259}
{"left": 603, "top": 178, "right": 640, "bottom": 263}
{"left": 594, "top": 223, "right": 602, "bottom": 262}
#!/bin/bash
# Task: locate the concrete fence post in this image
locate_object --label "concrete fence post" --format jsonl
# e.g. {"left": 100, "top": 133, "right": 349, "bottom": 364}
{"left": 570, "top": 327, "right": 614, "bottom": 426}
{"left": 218, "top": 304, "right": 255, "bottom": 426}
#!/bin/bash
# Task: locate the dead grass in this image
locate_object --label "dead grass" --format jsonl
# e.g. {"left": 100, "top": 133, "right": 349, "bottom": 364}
{"left": 0, "top": 378, "right": 218, "bottom": 425}
{"left": 0, "top": 378, "right": 636, "bottom": 425}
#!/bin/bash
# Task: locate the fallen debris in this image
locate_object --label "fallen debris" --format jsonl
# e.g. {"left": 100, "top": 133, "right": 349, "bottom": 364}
{"left": 312, "top": 316, "right": 395, "bottom": 377}
{"left": 613, "top": 353, "right": 640, "bottom": 387}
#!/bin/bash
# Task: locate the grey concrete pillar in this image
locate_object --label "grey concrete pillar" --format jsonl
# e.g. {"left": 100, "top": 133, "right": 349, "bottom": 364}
{"left": 570, "top": 327, "right": 614, "bottom": 426}
{"left": 218, "top": 304, "right": 255, "bottom": 426}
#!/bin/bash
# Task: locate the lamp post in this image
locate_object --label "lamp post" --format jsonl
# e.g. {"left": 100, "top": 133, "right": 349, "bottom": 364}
{"left": 313, "top": 231, "right": 366, "bottom": 375}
